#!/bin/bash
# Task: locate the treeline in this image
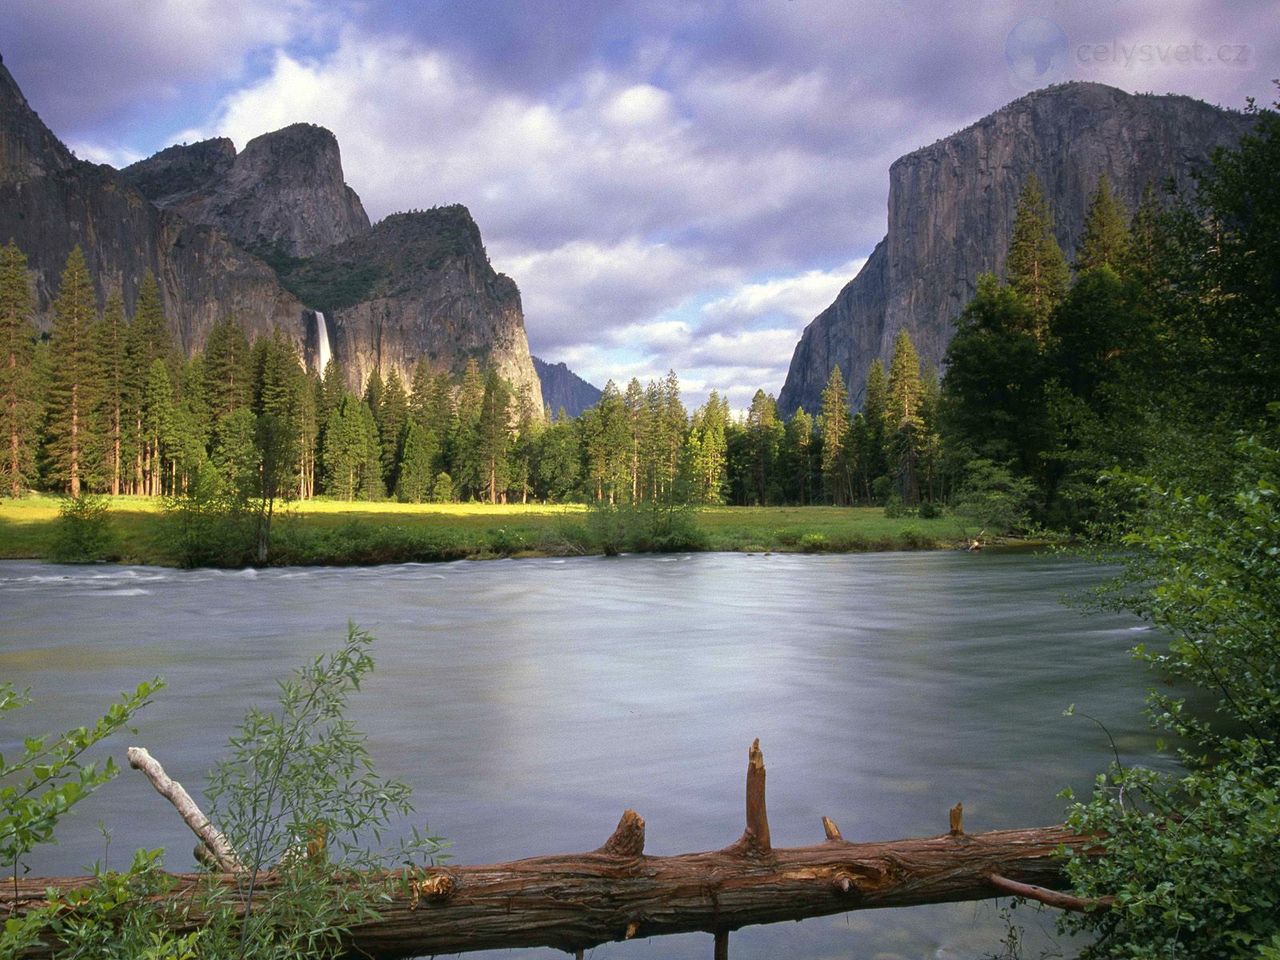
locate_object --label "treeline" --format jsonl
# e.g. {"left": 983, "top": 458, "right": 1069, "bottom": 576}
{"left": 0, "top": 242, "right": 940, "bottom": 511}
{"left": 3, "top": 99, "right": 1274, "bottom": 521}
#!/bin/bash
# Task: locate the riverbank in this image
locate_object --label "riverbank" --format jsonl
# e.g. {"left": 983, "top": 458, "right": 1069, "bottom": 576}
{"left": 0, "top": 495, "right": 994, "bottom": 567}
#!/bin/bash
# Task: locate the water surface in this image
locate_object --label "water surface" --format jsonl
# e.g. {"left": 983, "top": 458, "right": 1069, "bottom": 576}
{"left": 0, "top": 552, "right": 1165, "bottom": 959}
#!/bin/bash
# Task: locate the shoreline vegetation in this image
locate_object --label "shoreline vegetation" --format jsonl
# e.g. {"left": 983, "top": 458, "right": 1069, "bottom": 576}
{"left": 0, "top": 495, "right": 1032, "bottom": 568}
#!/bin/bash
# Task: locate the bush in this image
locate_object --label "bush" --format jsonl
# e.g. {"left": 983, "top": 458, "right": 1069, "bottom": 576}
{"left": 50, "top": 493, "right": 116, "bottom": 562}
{"left": 160, "top": 469, "right": 255, "bottom": 568}
{"left": 954, "top": 458, "right": 1036, "bottom": 534}
{"left": 1062, "top": 434, "right": 1280, "bottom": 958}
{"left": 882, "top": 493, "right": 908, "bottom": 518}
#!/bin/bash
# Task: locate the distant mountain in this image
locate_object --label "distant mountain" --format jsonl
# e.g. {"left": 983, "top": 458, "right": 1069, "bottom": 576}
{"left": 532, "top": 356, "right": 602, "bottom": 417}
{"left": 778, "top": 82, "right": 1256, "bottom": 416}
{"left": 0, "top": 51, "right": 542, "bottom": 415}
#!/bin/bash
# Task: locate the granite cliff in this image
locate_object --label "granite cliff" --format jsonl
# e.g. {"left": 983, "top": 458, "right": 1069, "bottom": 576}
{"left": 532, "top": 357, "right": 603, "bottom": 418}
{"left": 0, "top": 54, "right": 304, "bottom": 353}
{"left": 0, "top": 53, "right": 542, "bottom": 414}
{"left": 121, "top": 124, "right": 370, "bottom": 258}
{"left": 778, "top": 82, "right": 1256, "bottom": 415}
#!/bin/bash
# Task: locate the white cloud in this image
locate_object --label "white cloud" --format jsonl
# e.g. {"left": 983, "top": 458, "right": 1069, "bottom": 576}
{"left": 700, "top": 258, "right": 866, "bottom": 333}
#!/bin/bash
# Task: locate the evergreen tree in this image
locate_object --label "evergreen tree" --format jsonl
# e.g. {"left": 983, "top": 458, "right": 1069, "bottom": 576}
{"left": 582, "top": 381, "right": 630, "bottom": 503}
{"left": 395, "top": 420, "right": 437, "bottom": 503}
{"left": 0, "top": 242, "right": 37, "bottom": 497}
{"left": 886, "top": 328, "right": 925, "bottom": 503}
{"left": 533, "top": 412, "right": 580, "bottom": 503}
{"left": 473, "top": 370, "right": 512, "bottom": 503}
{"left": 818, "top": 365, "right": 852, "bottom": 505}
{"left": 46, "top": 247, "right": 101, "bottom": 495}
{"left": 1006, "top": 173, "right": 1070, "bottom": 337}
{"left": 687, "top": 392, "right": 729, "bottom": 504}
{"left": 1076, "top": 174, "right": 1131, "bottom": 273}
{"left": 745, "top": 389, "right": 783, "bottom": 505}
{"left": 782, "top": 407, "right": 816, "bottom": 505}
{"left": 124, "top": 274, "right": 172, "bottom": 494}
{"left": 363, "top": 367, "right": 384, "bottom": 428}
{"left": 862, "top": 359, "right": 889, "bottom": 493}
{"left": 322, "top": 394, "right": 381, "bottom": 501}
{"left": 378, "top": 368, "right": 409, "bottom": 490}
{"left": 941, "top": 274, "right": 1050, "bottom": 481}
{"left": 212, "top": 406, "right": 259, "bottom": 496}
{"left": 141, "top": 358, "right": 176, "bottom": 496}
{"left": 624, "top": 377, "right": 646, "bottom": 501}
{"left": 93, "top": 294, "right": 128, "bottom": 495}
{"left": 202, "top": 317, "right": 252, "bottom": 423}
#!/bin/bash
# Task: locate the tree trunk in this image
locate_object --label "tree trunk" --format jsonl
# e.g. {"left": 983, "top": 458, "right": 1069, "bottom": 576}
{"left": 2, "top": 741, "right": 1102, "bottom": 959}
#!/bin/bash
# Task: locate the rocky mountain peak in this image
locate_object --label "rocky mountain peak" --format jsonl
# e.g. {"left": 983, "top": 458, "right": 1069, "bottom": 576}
{"left": 122, "top": 121, "right": 370, "bottom": 258}
{"left": 778, "top": 82, "right": 1255, "bottom": 416}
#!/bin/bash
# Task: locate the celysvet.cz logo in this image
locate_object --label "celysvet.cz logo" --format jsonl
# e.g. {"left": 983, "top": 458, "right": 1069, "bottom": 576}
{"left": 1077, "top": 39, "right": 1251, "bottom": 69}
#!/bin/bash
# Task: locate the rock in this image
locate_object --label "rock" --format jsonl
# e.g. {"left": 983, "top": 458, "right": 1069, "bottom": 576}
{"left": 122, "top": 123, "right": 370, "bottom": 258}
{"left": 532, "top": 356, "right": 602, "bottom": 417}
{"left": 0, "top": 54, "right": 305, "bottom": 352}
{"left": 778, "top": 82, "right": 1256, "bottom": 415}
{"left": 306, "top": 206, "right": 543, "bottom": 416}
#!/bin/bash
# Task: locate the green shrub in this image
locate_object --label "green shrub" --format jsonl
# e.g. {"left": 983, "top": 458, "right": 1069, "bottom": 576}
{"left": 50, "top": 493, "right": 116, "bottom": 562}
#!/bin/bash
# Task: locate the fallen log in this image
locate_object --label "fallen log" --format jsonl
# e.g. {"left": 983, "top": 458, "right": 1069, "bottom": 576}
{"left": 3, "top": 740, "right": 1101, "bottom": 958}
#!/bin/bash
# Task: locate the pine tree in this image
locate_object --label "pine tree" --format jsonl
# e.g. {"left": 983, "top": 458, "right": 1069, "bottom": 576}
{"left": 886, "top": 329, "right": 924, "bottom": 503}
{"left": 212, "top": 406, "right": 259, "bottom": 496}
{"left": 818, "top": 365, "right": 852, "bottom": 505}
{"left": 862, "top": 358, "right": 889, "bottom": 492}
{"left": 124, "top": 274, "right": 171, "bottom": 494}
{"left": 395, "top": 420, "right": 438, "bottom": 503}
{"left": 745, "top": 389, "right": 783, "bottom": 505}
{"left": 202, "top": 317, "right": 252, "bottom": 423}
{"left": 94, "top": 294, "right": 128, "bottom": 495}
{"left": 474, "top": 370, "right": 512, "bottom": 503}
{"left": 141, "top": 358, "right": 176, "bottom": 496}
{"left": 0, "top": 242, "right": 37, "bottom": 497}
{"left": 782, "top": 407, "right": 815, "bottom": 505}
{"left": 687, "top": 391, "right": 729, "bottom": 504}
{"left": 533, "top": 413, "right": 581, "bottom": 503}
{"left": 378, "top": 368, "right": 409, "bottom": 489}
{"left": 323, "top": 394, "right": 381, "bottom": 501}
{"left": 46, "top": 247, "right": 101, "bottom": 495}
{"left": 1006, "top": 173, "right": 1070, "bottom": 338}
{"left": 1076, "top": 174, "right": 1131, "bottom": 273}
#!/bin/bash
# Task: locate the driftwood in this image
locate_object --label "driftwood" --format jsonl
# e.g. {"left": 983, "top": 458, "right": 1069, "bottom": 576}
{"left": 4, "top": 740, "right": 1104, "bottom": 958}
{"left": 125, "top": 747, "right": 243, "bottom": 873}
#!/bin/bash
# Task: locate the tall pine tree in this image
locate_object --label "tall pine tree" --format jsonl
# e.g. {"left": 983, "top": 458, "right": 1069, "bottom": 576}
{"left": 0, "top": 242, "right": 37, "bottom": 497}
{"left": 1006, "top": 173, "right": 1070, "bottom": 338}
{"left": 46, "top": 247, "right": 101, "bottom": 495}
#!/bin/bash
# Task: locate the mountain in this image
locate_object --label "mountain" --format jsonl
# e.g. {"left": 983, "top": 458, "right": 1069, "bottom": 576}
{"left": 0, "top": 53, "right": 303, "bottom": 353}
{"left": 532, "top": 357, "right": 602, "bottom": 417}
{"left": 292, "top": 205, "right": 541, "bottom": 406}
{"left": 777, "top": 82, "right": 1256, "bottom": 416}
{"left": 0, "top": 52, "right": 542, "bottom": 414}
{"left": 120, "top": 124, "right": 370, "bottom": 258}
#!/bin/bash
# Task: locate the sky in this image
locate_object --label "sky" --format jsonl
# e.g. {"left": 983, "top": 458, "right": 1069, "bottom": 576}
{"left": 3, "top": 0, "right": 1277, "bottom": 410}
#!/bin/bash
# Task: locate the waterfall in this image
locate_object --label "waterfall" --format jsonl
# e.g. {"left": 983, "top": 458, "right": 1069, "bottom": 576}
{"left": 314, "top": 310, "right": 332, "bottom": 374}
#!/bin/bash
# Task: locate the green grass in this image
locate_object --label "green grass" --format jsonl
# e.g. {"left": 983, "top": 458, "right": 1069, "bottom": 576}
{"left": 0, "top": 495, "right": 982, "bottom": 567}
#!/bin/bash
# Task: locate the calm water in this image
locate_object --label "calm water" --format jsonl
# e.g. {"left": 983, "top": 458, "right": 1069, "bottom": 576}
{"left": 0, "top": 552, "right": 1167, "bottom": 959}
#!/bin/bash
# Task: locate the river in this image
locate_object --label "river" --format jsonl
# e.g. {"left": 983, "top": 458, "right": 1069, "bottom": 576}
{"left": 0, "top": 551, "right": 1167, "bottom": 958}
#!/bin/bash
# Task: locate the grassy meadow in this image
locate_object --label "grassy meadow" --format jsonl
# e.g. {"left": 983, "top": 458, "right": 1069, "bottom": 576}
{"left": 0, "top": 494, "right": 982, "bottom": 567}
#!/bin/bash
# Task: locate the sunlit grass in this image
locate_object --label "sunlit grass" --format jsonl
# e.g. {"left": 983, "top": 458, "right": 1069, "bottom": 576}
{"left": 0, "top": 494, "right": 980, "bottom": 566}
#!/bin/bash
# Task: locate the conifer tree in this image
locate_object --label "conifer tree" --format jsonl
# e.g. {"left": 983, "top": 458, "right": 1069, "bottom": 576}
{"left": 94, "top": 294, "right": 128, "bottom": 495}
{"left": 534, "top": 412, "right": 581, "bottom": 503}
{"left": 1006, "top": 173, "right": 1070, "bottom": 337}
{"left": 886, "top": 328, "right": 924, "bottom": 502}
{"left": 395, "top": 420, "right": 437, "bottom": 503}
{"left": 378, "top": 368, "right": 409, "bottom": 489}
{"left": 474, "top": 370, "right": 512, "bottom": 503}
{"left": 687, "top": 391, "right": 729, "bottom": 504}
{"left": 623, "top": 377, "right": 646, "bottom": 501}
{"left": 141, "top": 358, "right": 176, "bottom": 496}
{"left": 46, "top": 247, "right": 101, "bottom": 495}
{"left": 745, "top": 389, "right": 783, "bottom": 505}
{"left": 0, "top": 242, "right": 37, "bottom": 497}
{"left": 783, "top": 407, "right": 815, "bottom": 505}
{"left": 202, "top": 317, "right": 252, "bottom": 423}
{"left": 1076, "top": 174, "right": 1131, "bottom": 273}
{"left": 124, "top": 273, "right": 171, "bottom": 493}
{"left": 862, "top": 358, "right": 889, "bottom": 490}
{"left": 818, "top": 364, "right": 852, "bottom": 505}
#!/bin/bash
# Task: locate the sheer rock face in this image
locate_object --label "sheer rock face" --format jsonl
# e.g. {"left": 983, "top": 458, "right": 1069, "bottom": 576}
{"left": 0, "top": 54, "right": 304, "bottom": 352}
{"left": 122, "top": 124, "right": 370, "bottom": 258}
{"left": 778, "top": 82, "right": 1256, "bottom": 415}
{"left": 532, "top": 356, "right": 603, "bottom": 418}
{"left": 1, "top": 55, "right": 540, "bottom": 406}
{"left": 319, "top": 207, "right": 543, "bottom": 416}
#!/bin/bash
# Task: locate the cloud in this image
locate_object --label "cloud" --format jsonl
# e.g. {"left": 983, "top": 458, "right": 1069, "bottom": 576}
{"left": 699, "top": 259, "right": 866, "bottom": 334}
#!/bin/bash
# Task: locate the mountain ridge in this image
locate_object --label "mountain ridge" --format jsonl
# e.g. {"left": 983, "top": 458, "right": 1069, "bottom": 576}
{"left": 777, "top": 81, "right": 1256, "bottom": 415}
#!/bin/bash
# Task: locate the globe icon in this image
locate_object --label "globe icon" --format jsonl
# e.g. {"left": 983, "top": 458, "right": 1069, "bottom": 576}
{"left": 1005, "top": 17, "right": 1069, "bottom": 87}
